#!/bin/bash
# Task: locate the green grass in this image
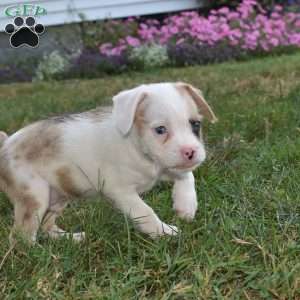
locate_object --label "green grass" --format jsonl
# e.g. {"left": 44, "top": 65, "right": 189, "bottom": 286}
{"left": 1, "top": 52, "right": 300, "bottom": 299}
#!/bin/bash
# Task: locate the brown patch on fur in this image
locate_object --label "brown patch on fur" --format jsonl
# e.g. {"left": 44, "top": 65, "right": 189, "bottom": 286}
{"left": 42, "top": 189, "right": 68, "bottom": 233}
{"left": 134, "top": 100, "right": 147, "bottom": 136}
{"left": 16, "top": 193, "right": 40, "bottom": 222}
{"left": 10, "top": 193, "right": 41, "bottom": 243}
{"left": 56, "top": 166, "right": 82, "bottom": 198}
{"left": 177, "top": 85, "right": 199, "bottom": 117}
{"left": 176, "top": 83, "right": 218, "bottom": 123}
{"left": 50, "top": 106, "right": 112, "bottom": 124}
{"left": 162, "top": 132, "right": 171, "bottom": 144}
{"left": 20, "top": 184, "right": 29, "bottom": 191}
{"left": 13, "top": 122, "right": 61, "bottom": 162}
{"left": 0, "top": 150, "right": 14, "bottom": 189}
{"left": 25, "top": 132, "right": 59, "bottom": 161}
{"left": 23, "top": 209, "right": 34, "bottom": 222}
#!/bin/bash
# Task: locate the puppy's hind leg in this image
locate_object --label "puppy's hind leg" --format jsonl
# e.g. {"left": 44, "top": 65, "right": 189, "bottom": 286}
{"left": 10, "top": 175, "right": 50, "bottom": 244}
{"left": 42, "top": 188, "right": 85, "bottom": 242}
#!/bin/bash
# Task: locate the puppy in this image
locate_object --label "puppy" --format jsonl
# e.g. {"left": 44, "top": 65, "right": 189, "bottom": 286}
{"left": 0, "top": 82, "right": 217, "bottom": 243}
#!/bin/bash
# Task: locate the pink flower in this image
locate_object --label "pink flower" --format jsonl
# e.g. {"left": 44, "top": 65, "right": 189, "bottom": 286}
{"left": 176, "top": 38, "right": 185, "bottom": 45}
{"left": 227, "top": 12, "right": 239, "bottom": 20}
{"left": 286, "top": 13, "right": 297, "bottom": 23}
{"left": 260, "top": 41, "right": 270, "bottom": 51}
{"left": 270, "top": 38, "right": 279, "bottom": 47}
{"left": 125, "top": 36, "right": 141, "bottom": 47}
{"left": 271, "top": 12, "right": 280, "bottom": 19}
{"left": 218, "top": 7, "right": 230, "bottom": 15}
{"left": 169, "top": 26, "right": 179, "bottom": 34}
{"left": 295, "top": 20, "right": 300, "bottom": 28}
{"left": 274, "top": 5, "right": 283, "bottom": 12}
{"left": 98, "top": 0, "right": 300, "bottom": 57}
{"left": 99, "top": 43, "right": 112, "bottom": 55}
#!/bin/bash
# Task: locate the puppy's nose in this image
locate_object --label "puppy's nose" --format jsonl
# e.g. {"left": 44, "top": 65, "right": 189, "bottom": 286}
{"left": 180, "top": 146, "right": 196, "bottom": 161}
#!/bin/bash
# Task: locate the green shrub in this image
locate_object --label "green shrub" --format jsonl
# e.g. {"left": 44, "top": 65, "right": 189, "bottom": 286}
{"left": 79, "top": 18, "right": 139, "bottom": 49}
{"left": 34, "top": 50, "right": 70, "bottom": 81}
{"left": 129, "top": 44, "right": 169, "bottom": 69}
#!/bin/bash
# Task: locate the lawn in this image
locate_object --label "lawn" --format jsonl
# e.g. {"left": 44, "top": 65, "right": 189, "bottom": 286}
{"left": 1, "top": 52, "right": 300, "bottom": 299}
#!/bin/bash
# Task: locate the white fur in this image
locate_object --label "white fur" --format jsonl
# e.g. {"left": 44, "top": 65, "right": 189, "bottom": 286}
{"left": 0, "top": 82, "right": 217, "bottom": 241}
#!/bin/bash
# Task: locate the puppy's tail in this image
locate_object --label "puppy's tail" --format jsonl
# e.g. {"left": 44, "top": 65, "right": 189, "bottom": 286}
{"left": 0, "top": 131, "right": 8, "bottom": 147}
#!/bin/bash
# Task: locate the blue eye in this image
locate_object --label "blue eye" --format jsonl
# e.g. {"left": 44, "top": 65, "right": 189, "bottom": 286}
{"left": 154, "top": 126, "right": 167, "bottom": 135}
{"left": 190, "top": 120, "right": 201, "bottom": 135}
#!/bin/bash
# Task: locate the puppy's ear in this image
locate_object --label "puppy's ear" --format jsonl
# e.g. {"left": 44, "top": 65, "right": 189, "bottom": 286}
{"left": 177, "top": 82, "right": 218, "bottom": 123}
{"left": 112, "top": 86, "right": 147, "bottom": 136}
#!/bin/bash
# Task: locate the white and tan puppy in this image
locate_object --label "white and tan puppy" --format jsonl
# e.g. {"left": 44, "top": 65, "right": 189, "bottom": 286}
{"left": 0, "top": 82, "right": 217, "bottom": 243}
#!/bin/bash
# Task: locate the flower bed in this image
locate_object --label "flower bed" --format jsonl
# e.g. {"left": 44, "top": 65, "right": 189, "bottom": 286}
{"left": 99, "top": 0, "right": 300, "bottom": 60}
{"left": 60, "top": 0, "right": 300, "bottom": 78}
{"left": 1, "top": 0, "right": 299, "bottom": 83}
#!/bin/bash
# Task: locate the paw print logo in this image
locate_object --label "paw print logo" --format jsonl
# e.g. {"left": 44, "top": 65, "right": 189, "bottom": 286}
{"left": 5, "top": 16, "right": 45, "bottom": 48}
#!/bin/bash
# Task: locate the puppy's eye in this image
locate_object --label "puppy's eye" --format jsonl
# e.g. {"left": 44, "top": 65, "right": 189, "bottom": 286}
{"left": 154, "top": 126, "right": 167, "bottom": 135}
{"left": 190, "top": 120, "right": 201, "bottom": 135}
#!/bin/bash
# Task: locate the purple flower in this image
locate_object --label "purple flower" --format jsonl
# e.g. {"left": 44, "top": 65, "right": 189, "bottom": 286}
{"left": 0, "top": 65, "right": 32, "bottom": 83}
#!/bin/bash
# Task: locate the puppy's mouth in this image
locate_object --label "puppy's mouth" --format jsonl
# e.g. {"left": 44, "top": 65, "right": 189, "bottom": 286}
{"left": 169, "top": 161, "right": 200, "bottom": 172}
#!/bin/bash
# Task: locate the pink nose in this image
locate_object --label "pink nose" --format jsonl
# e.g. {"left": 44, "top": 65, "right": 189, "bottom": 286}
{"left": 180, "top": 146, "right": 197, "bottom": 161}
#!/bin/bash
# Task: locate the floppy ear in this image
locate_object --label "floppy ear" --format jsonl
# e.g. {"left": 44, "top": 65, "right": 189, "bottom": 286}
{"left": 177, "top": 82, "right": 218, "bottom": 123}
{"left": 112, "top": 86, "right": 147, "bottom": 136}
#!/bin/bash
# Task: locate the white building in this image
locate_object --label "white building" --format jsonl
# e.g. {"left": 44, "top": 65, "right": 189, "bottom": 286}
{"left": 0, "top": 0, "right": 203, "bottom": 31}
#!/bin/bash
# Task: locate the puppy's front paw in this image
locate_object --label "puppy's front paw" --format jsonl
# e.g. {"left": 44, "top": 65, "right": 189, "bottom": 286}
{"left": 172, "top": 175, "right": 198, "bottom": 222}
{"left": 173, "top": 200, "right": 198, "bottom": 222}
{"left": 149, "top": 223, "right": 179, "bottom": 238}
{"left": 160, "top": 223, "right": 179, "bottom": 236}
{"left": 139, "top": 219, "right": 179, "bottom": 238}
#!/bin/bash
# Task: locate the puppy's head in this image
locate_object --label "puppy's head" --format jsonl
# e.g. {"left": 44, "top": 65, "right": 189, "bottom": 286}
{"left": 112, "top": 82, "right": 217, "bottom": 174}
